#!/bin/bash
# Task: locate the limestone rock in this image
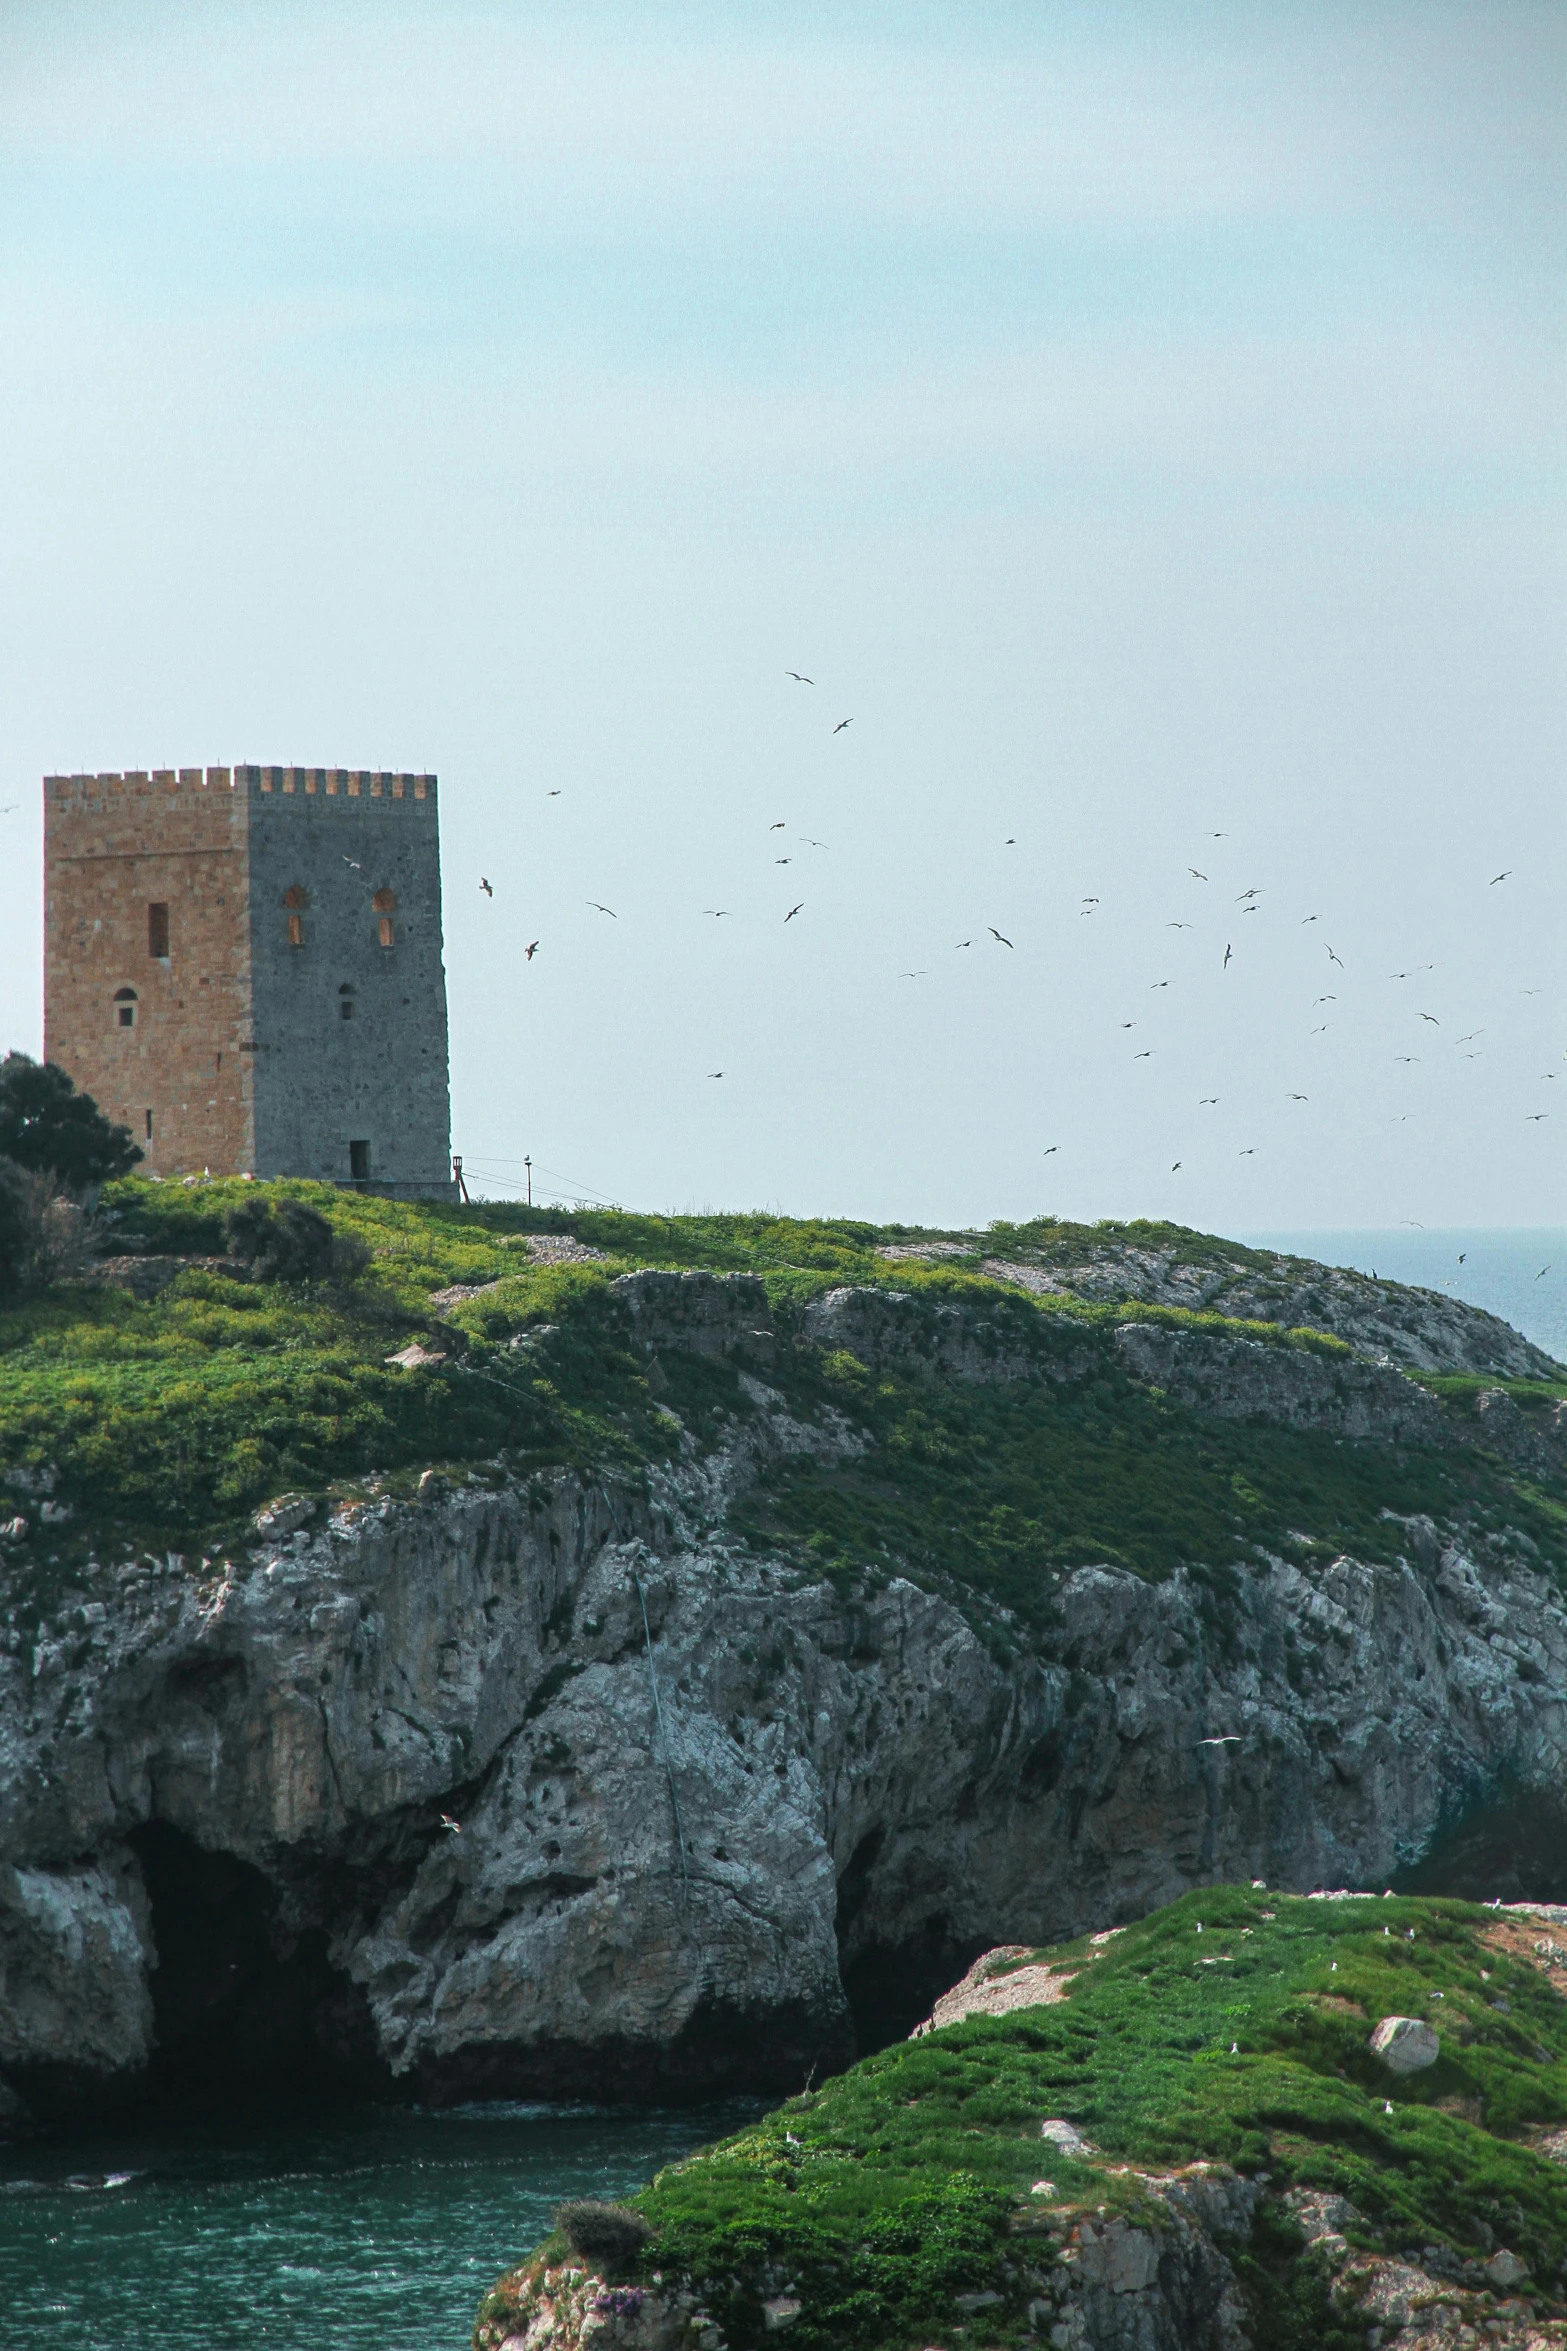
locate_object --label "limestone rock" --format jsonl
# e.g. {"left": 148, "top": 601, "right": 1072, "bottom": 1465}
{"left": 1369, "top": 2016, "right": 1440, "bottom": 2073}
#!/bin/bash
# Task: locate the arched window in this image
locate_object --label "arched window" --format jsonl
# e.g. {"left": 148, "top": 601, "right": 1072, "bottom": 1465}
{"left": 372, "top": 886, "right": 396, "bottom": 948}
{"left": 113, "top": 986, "right": 138, "bottom": 1030}
{"left": 283, "top": 883, "right": 309, "bottom": 947}
{"left": 339, "top": 984, "right": 356, "bottom": 1021}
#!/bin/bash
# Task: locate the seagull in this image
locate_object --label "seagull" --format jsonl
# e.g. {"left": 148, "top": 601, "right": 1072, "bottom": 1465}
{"left": 708, "top": 1070, "right": 724, "bottom": 1078}
{"left": 1384, "top": 2102, "right": 1394, "bottom": 2116}
{"left": 1301, "top": 914, "right": 1319, "bottom": 923}
{"left": 1521, "top": 987, "right": 1544, "bottom": 996}
{"left": 1458, "top": 1252, "right": 1466, "bottom": 1264}
{"left": 1043, "top": 1146, "right": 1058, "bottom": 1156}
{"left": 1239, "top": 1147, "right": 1256, "bottom": 1156}
{"left": 1150, "top": 979, "right": 1168, "bottom": 989}
{"left": 898, "top": 970, "right": 927, "bottom": 980}
{"left": 1167, "top": 921, "right": 1193, "bottom": 929}
{"left": 1134, "top": 1050, "right": 1152, "bottom": 1059}
{"left": 1171, "top": 1160, "right": 1182, "bottom": 1171}
{"left": 832, "top": 718, "right": 853, "bottom": 734}
{"left": 801, "top": 837, "right": 829, "bottom": 848}
{"left": 989, "top": 927, "right": 1014, "bottom": 948}
{"left": 1311, "top": 1024, "right": 1328, "bottom": 1034}
{"left": 775, "top": 857, "right": 793, "bottom": 865}
{"left": 1235, "top": 887, "right": 1262, "bottom": 902}
{"left": 1287, "top": 1093, "right": 1308, "bottom": 1101}
{"left": 1198, "top": 1735, "right": 1241, "bottom": 1745}
{"left": 1538, "top": 1266, "right": 1553, "bottom": 1279}
{"left": 955, "top": 939, "right": 974, "bottom": 949}
{"left": 1119, "top": 1022, "right": 1135, "bottom": 1029}
{"left": 524, "top": 940, "right": 540, "bottom": 960}
{"left": 769, "top": 821, "right": 786, "bottom": 830}
{"left": 1188, "top": 868, "right": 1208, "bottom": 881}
{"left": 1419, "top": 1013, "right": 1440, "bottom": 1025}
{"left": 547, "top": 789, "right": 561, "bottom": 797}
{"left": 785, "top": 903, "right": 803, "bottom": 921}
{"left": 1395, "top": 1056, "right": 1419, "bottom": 1063}
{"left": 1004, "top": 837, "right": 1016, "bottom": 845}
{"left": 1223, "top": 944, "right": 1233, "bottom": 968}
{"left": 1490, "top": 871, "right": 1512, "bottom": 884}
{"left": 1199, "top": 1096, "right": 1219, "bottom": 1105}
{"left": 438, "top": 1813, "right": 461, "bottom": 1833}
{"left": 1327, "top": 946, "right": 1343, "bottom": 966}
{"left": 1458, "top": 1030, "right": 1484, "bottom": 1043}
{"left": 588, "top": 901, "right": 617, "bottom": 917}
{"left": 342, "top": 855, "right": 362, "bottom": 870}
{"left": 1082, "top": 896, "right": 1100, "bottom": 905}
{"left": 1527, "top": 1113, "right": 1549, "bottom": 1121}
{"left": 1314, "top": 996, "right": 1336, "bottom": 1005}
{"left": 480, "top": 877, "right": 493, "bottom": 897}
{"left": 701, "top": 909, "right": 731, "bottom": 918}
{"left": 1230, "top": 2043, "right": 1239, "bottom": 2055}
{"left": 785, "top": 672, "right": 814, "bottom": 683}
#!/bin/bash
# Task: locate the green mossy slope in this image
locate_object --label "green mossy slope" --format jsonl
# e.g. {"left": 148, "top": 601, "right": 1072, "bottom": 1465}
{"left": 477, "top": 1887, "right": 1567, "bottom": 2351}
{"left": 1, "top": 1183, "right": 1564, "bottom": 1613}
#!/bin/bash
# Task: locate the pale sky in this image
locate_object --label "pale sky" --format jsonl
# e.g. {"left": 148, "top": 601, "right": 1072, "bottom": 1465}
{"left": 2, "top": 1, "right": 1562, "bottom": 1228}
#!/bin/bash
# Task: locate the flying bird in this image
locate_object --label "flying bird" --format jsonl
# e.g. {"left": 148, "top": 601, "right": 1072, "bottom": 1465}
{"left": 1198, "top": 1735, "right": 1241, "bottom": 1746}
{"left": 989, "top": 927, "right": 1014, "bottom": 947}
{"left": 785, "top": 672, "right": 814, "bottom": 683}
{"left": 1189, "top": 868, "right": 1208, "bottom": 881}
{"left": 1150, "top": 980, "right": 1168, "bottom": 989}
{"left": 1043, "top": 1146, "right": 1058, "bottom": 1156}
{"left": 1235, "top": 887, "right": 1262, "bottom": 901}
{"left": 524, "top": 940, "right": 540, "bottom": 960}
{"left": 1082, "top": 896, "right": 1100, "bottom": 905}
{"left": 1419, "top": 1013, "right": 1440, "bottom": 1025}
{"left": 1538, "top": 1266, "right": 1553, "bottom": 1279}
{"left": 342, "top": 855, "right": 362, "bottom": 870}
{"left": 899, "top": 970, "right": 927, "bottom": 980}
{"left": 775, "top": 857, "right": 793, "bottom": 865}
{"left": 1526, "top": 1113, "right": 1549, "bottom": 1121}
{"left": 1301, "top": 914, "right": 1318, "bottom": 923}
{"left": 1223, "top": 945, "right": 1233, "bottom": 968}
{"left": 1167, "top": 922, "right": 1193, "bottom": 929}
{"left": 955, "top": 939, "right": 974, "bottom": 949}
{"left": 1395, "top": 1056, "right": 1419, "bottom": 1063}
{"left": 785, "top": 903, "right": 803, "bottom": 921}
{"left": 1239, "top": 1147, "right": 1256, "bottom": 1156}
{"left": 1004, "top": 837, "right": 1016, "bottom": 845}
{"left": 1491, "top": 871, "right": 1512, "bottom": 884}
{"left": 1327, "top": 946, "right": 1344, "bottom": 967}
{"left": 701, "top": 909, "right": 731, "bottom": 918}
{"left": 588, "top": 901, "right": 617, "bottom": 917}
{"left": 1207, "top": 832, "right": 1229, "bottom": 839}
{"left": 1310, "top": 1024, "right": 1328, "bottom": 1034}
{"left": 1457, "top": 1252, "right": 1466, "bottom": 1264}
{"left": 1199, "top": 1097, "right": 1219, "bottom": 1105}
{"left": 1287, "top": 1093, "right": 1308, "bottom": 1101}
{"left": 1134, "top": 1050, "right": 1152, "bottom": 1059}
{"left": 1119, "top": 1022, "right": 1135, "bottom": 1029}
{"left": 832, "top": 718, "right": 853, "bottom": 734}
{"left": 438, "top": 1813, "right": 461, "bottom": 1833}
{"left": 1314, "top": 996, "right": 1336, "bottom": 1006}
{"left": 480, "top": 877, "right": 493, "bottom": 897}
{"left": 1171, "top": 1161, "right": 1182, "bottom": 1171}
{"left": 769, "top": 821, "right": 786, "bottom": 830}
{"left": 547, "top": 789, "right": 561, "bottom": 797}
{"left": 801, "top": 837, "right": 829, "bottom": 848}
{"left": 708, "top": 1070, "right": 724, "bottom": 1078}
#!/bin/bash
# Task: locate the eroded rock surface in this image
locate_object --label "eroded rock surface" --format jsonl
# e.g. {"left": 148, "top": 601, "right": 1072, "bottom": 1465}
{"left": 4, "top": 1279, "right": 1567, "bottom": 2128}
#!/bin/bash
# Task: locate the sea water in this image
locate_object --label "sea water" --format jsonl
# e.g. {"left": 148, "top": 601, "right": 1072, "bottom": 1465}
{"left": 0, "top": 2101, "right": 758, "bottom": 2351}
{"left": 1242, "top": 1228, "right": 1567, "bottom": 1367}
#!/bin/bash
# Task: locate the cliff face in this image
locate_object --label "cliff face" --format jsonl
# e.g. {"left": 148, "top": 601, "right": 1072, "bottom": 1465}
{"left": 3, "top": 1276, "right": 1566, "bottom": 2129}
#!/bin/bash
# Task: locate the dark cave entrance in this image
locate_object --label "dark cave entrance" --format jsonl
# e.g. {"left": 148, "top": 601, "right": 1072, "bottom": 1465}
{"left": 130, "top": 1823, "right": 391, "bottom": 2113}
{"left": 834, "top": 1827, "right": 985, "bottom": 2054}
{"left": 1392, "top": 1784, "right": 1567, "bottom": 1907}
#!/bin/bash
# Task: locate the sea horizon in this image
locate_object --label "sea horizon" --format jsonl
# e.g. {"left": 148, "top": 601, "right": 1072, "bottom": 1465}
{"left": 1243, "top": 1228, "right": 1567, "bottom": 1366}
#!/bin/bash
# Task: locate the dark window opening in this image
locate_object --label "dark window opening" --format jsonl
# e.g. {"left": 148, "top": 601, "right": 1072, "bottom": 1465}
{"left": 114, "top": 985, "right": 138, "bottom": 1031}
{"left": 145, "top": 1110, "right": 153, "bottom": 1141}
{"left": 148, "top": 903, "right": 170, "bottom": 958}
{"left": 349, "top": 1140, "right": 371, "bottom": 1180}
{"left": 339, "top": 985, "right": 355, "bottom": 1021}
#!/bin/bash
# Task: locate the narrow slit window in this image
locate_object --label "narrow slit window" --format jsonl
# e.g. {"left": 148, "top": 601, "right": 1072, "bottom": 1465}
{"left": 378, "top": 916, "right": 393, "bottom": 948}
{"left": 147, "top": 903, "right": 170, "bottom": 958}
{"left": 288, "top": 913, "right": 304, "bottom": 947}
{"left": 349, "top": 1140, "right": 371, "bottom": 1180}
{"left": 339, "top": 985, "right": 355, "bottom": 1020}
{"left": 144, "top": 1109, "right": 153, "bottom": 1141}
{"left": 283, "top": 884, "right": 309, "bottom": 949}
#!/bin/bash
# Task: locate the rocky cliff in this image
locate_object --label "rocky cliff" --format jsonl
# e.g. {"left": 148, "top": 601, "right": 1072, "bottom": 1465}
{"left": 3, "top": 1271, "right": 1567, "bottom": 2131}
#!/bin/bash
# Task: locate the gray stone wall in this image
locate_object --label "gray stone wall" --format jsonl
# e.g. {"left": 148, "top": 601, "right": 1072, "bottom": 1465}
{"left": 242, "top": 772, "right": 453, "bottom": 1194}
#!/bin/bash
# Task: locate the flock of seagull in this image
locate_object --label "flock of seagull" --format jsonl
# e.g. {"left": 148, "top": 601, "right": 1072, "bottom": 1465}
{"left": 471, "top": 669, "right": 1557, "bottom": 1196}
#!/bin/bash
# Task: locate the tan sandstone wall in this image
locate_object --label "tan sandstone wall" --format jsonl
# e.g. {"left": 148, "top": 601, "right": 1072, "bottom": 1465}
{"left": 43, "top": 768, "right": 255, "bottom": 1177}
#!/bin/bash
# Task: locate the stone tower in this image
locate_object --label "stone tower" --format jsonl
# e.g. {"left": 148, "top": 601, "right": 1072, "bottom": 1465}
{"left": 43, "top": 764, "right": 454, "bottom": 1196}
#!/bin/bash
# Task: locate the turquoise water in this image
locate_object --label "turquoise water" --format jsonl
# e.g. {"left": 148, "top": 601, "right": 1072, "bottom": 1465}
{"left": 0, "top": 2102, "right": 757, "bottom": 2351}
{"left": 1242, "top": 1228, "right": 1567, "bottom": 1366}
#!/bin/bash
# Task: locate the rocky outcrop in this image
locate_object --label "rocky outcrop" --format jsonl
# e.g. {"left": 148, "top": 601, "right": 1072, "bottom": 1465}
{"left": 3, "top": 1278, "right": 1567, "bottom": 2131}
{"left": 974, "top": 1241, "right": 1563, "bottom": 1378}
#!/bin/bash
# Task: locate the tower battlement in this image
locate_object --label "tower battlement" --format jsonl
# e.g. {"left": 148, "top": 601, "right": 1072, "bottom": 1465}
{"left": 43, "top": 760, "right": 454, "bottom": 1196}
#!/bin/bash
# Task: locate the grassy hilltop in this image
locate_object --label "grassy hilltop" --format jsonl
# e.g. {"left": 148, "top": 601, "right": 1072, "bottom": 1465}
{"left": 476, "top": 1886, "right": 1567, "bottom": 2351}
{"left": 1, "top": 1179, "right": 1565, "bottom": 1620}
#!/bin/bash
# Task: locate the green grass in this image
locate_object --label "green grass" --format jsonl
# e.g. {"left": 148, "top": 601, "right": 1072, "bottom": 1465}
{"left": 1, "top": 1183, "right": 1562, "bottom": 1614}
{"left": 476, "top": 1887, "right": 1567, "bottom": 2351}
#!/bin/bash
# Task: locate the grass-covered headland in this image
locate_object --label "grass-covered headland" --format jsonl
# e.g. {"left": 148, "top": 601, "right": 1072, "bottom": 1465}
{"left": 2, "top": 1180, "right": 1565, "bottom": 1622}
{"left": 476, "top": 1888, "right": 1567, "bottom": 2351}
